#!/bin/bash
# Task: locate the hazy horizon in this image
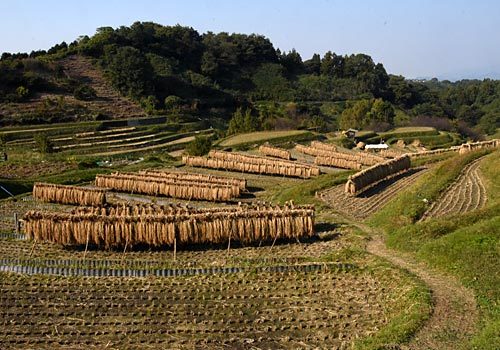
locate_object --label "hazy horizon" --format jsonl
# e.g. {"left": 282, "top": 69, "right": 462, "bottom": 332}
{"left": 1, "top": 0, "right": 499, "bottom": 81}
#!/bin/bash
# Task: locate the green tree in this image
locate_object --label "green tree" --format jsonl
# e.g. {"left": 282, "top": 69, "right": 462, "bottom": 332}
{"left": 320, "top": 51, "right": 344, "bottom": 77}
{"left": 370, "top": 98, "right": 395, "bottom": 124}
{"left": 185, "top": 135, "right": 212, "bottom": 156}
{"left": 304, "top": 53, "right": 321, "bottom": 75}
{"left": 34, "top": 133, "right": 53, "bottom": 154}
{"left": 251, "top": 63, "right": 294, "bottom": 100}
{"left": 105, "top": 46, "right": 154, "bottom": 98}
{"left": 15, "top": 86, "right": 29, "bottom": 100}
{"left": 339, "top": 99, "right": 372, "bottom": 129}
{"left": 227, "top": 108, "right": 245, "bottom": 135}
{"left": 280, "top": 49, "right": 304, "bottom": 76}
{"left": 141, "top": 95, "right": 158, "bottom": 115}
{"left": 243, "top": 109, "right": 259, "bottom": 132}
{"left": 164, "top": 95, "right": 182, "bottom": 111}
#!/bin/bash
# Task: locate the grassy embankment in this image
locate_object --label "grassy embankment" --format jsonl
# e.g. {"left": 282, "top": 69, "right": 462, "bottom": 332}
{"left": 217, "top": 130, "right": 317, "bottom": 149}
{"left": 368, "top": 150, "right": 499, "bottom": 349}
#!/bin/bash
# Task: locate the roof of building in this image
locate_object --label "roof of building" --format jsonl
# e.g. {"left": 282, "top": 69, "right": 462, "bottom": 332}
{"left": 365, "top": 144, "right": 389, "bottom": 149}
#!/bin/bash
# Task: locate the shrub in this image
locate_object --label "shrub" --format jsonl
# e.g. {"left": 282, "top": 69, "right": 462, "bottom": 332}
{"left": 78, "top": 160, "right": 98, "bottom": 169}
{"left": 185, "top": 135, "right": 212, "bottom": 156}
{"left": 164, "top": 95, "right": 182, "bottom": 111}
{"left": 16, "top": 86, "right": 30, "bottom": 100}
{"left": 34, "top": 133, "right": 53, "bottom": 154}
{"left": 337, "top": 136, "right": 355, "bottom": 149}
{"left": 73, "top": 84, "right": 97, "bottom": 100}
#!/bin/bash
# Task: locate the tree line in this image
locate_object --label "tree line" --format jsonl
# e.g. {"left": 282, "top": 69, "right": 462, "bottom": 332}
{"left": 0, "top": 21, "right": 498, "bottom": 136}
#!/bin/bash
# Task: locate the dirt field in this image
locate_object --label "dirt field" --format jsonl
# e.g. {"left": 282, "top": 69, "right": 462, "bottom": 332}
{"left": 421, "top": 157, "right": 488, "bottom": 220}
{"left": 318, "top": 167, "right": 429, "bottom": 220}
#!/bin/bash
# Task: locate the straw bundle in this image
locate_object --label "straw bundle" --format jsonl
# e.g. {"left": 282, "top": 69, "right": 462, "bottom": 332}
{"left": 296, "top": 142, "right": 383, "bottom": 166}
{"left": 345, "top": 155, "right": 411, "bottom": 195}
{"left": 258, "top": 143, "right": 291, "bottom": 160}
{"left": 183, "top": 152, "right": 320, "bottom": 179}
{"left": 138, "top": 170, "right": 246, "bottom": 190}
{"left": 95, "top": 173, "right": 240, "bottom": 201}
{"left": 71, "top": 202, "right": 300, "bottom": 216}
{"left": 23, "top": 204, "right": 315, "bottom": 249}
{"left": 310, "top": 141, "right": 337, "bottom": 152}
{"left": 295, "top": 144, "right": 333, "bottom": 157}
{"left": 408, "top": 147, "right": 460, "bottom": 159}
{"left": 208, "top": 150, "right": 311, "bottom": 167}
{"left": 377, "top": 149, "right": 408, "bottom": 159}
{"left": 32, "top": 183, "right": 107, "bottom": 206}
{"left": 314, "top": 156, "right": 362, "bottom": 170}
{"left": 458, "top": 139, "right": 499, "bottom": 154}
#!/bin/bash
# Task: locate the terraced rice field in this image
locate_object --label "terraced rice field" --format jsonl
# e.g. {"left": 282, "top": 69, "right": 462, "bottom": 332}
{"left": 420, "top": 157, "right": 487, "bottom": 220}
{"left": 0, "top": 267, "right": 411, "bottom": 349}
{"left": 3, "top": 123, "right": 212, "bottom": 158}
{"left": 0, "top": 226, "right": 424, "bottom": 350}
{"left": 318, "top": 167, "right": 429, "bottom": 220}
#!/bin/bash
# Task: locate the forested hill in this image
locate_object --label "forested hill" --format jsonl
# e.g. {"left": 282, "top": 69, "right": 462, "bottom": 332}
{"left": 0, "top": 21, "right": 498, "bottom": 136}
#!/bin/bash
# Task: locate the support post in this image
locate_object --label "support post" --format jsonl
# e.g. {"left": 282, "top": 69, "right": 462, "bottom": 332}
{"left": 14, "top": 213, "right": 19, "bottom": 235}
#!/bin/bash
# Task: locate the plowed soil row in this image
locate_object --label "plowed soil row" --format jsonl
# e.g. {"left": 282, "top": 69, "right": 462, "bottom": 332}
{"left": 318, "top": 167, "right": 428, "bottom": 220}
{"left": 421, "top": 158, "right": 487, "bottom": 220}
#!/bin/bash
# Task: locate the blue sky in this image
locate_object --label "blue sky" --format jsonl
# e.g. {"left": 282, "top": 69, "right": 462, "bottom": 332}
{"left": 1, "top": 0, "right": 499, "bottom": 80}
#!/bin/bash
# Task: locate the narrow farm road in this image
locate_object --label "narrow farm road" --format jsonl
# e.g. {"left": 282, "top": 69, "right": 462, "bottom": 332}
{"left": 319, "top": 202, "right": 479, "bottom": 349}
{"left": 366, "top": 233, "right": 478, "bottom": 349}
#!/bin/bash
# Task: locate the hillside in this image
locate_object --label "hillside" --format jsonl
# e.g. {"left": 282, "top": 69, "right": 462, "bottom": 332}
{"left": 59, "top": 55, "right": 145, "bottom": 119}
{"left": 0, "top": 55, "right": 144, "bottom": 124}
{"left": 1, "top": 22, "right": 498, "bottom": 138}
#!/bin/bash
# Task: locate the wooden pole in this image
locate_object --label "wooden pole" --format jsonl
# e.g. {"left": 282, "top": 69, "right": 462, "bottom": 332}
{"left": 83, "top": 231, "right": 90, "bottom": 261}
{"left": 14, "top": 213, "right": 19, "bottom": 234}
{"left": 29, "top": 239, "right": 37, "bottom": 258}
{"left": 270, "top": 233, "right": 279, "bottom": 250}
{"left": 121, "top": 239, "right": 128, "bottom": 266}
{"left": 173, "top": 237, "right": 177, "bottom": 262}
{"left": 227, "top": 233, "right": 231, "bottom": 254}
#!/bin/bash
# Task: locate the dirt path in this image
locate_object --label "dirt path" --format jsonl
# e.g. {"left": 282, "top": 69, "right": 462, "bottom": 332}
{"left": 366, "top": 233, "right": 478, "bottom": 349}
{"left": 319, "top": 188, "right": 479, "bottom": 350}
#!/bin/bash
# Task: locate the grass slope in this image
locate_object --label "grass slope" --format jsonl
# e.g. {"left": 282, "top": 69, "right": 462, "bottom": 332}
{"left": 369, "top": 150, "right": 499, "bottom": 349}
{"left": 219, "top": 130, "right": 311, "bottom": 147}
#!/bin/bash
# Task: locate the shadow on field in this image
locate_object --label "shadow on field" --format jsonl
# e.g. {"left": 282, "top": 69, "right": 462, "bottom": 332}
{"left": 357, "top": 167, "right": 425, "bottom": 198}
{"left": 63, "top": 232, "right": 339, "bottom": 254}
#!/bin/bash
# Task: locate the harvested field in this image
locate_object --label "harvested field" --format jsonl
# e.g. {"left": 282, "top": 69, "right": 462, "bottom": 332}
{"left": 219, "top": 130, "right": 308, "bottom": 147}
{"left": 421, "top": 158, "right": 488, "bottom": 220}
{"left": 0, "top": 259, "right": 420, "bottom": 349}
{"left": 0, "top": 213, "right": 427, "bottom": 350}
{"left": 33, "top": 183, "right": 107, "bottom": 206}
{"left": 377, "top": 148, "right": 407, "bottom": 158}
{"left": 319, "top": 167, "right": 428, "bottom": 220}
{"left": 0, "top": 161, "right": 77, "bottom": 179}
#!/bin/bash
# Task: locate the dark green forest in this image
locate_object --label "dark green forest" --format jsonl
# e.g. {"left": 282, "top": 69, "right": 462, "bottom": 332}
{"left": 1, "top": 22, "right": 499, "bottom": 137}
